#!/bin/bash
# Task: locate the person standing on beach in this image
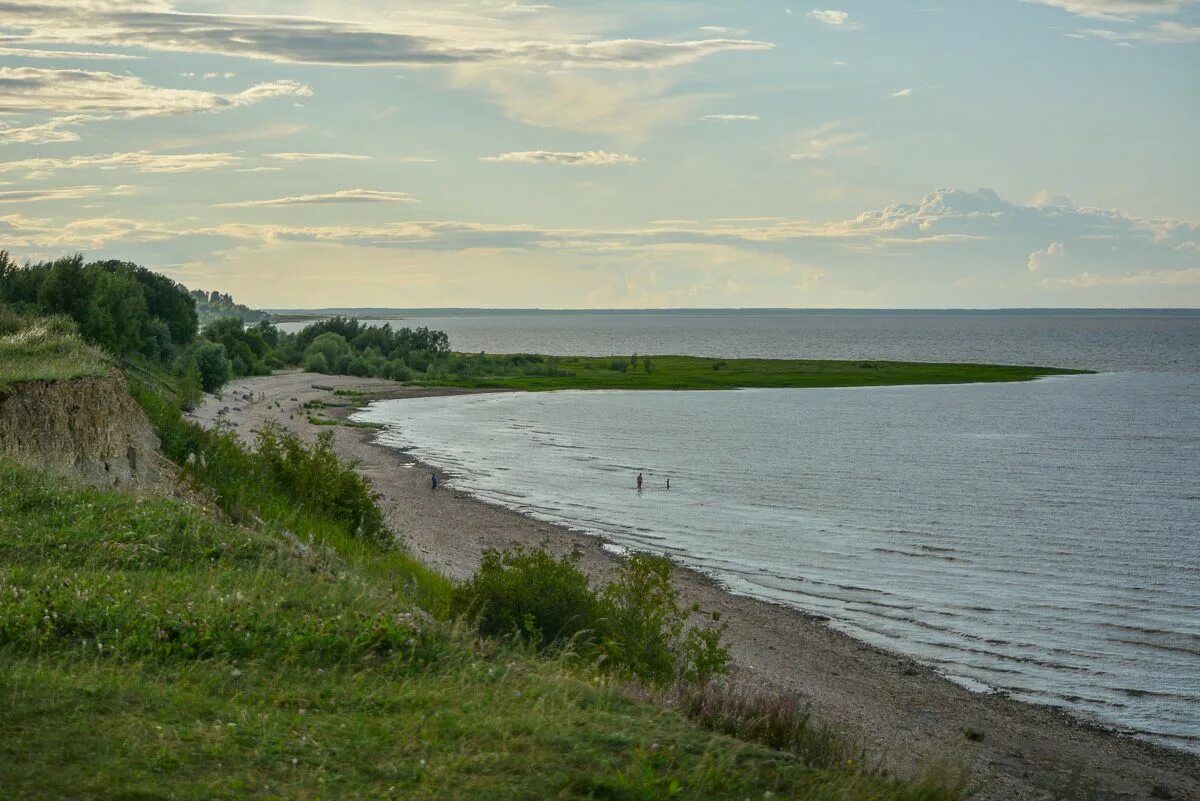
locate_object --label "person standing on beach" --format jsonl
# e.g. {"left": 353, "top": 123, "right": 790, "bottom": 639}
{"left": 431, "top": 472, "right": 438, "bottom": 491}
{"left": 666, "top": 477, "right": 670, "bottom": 490}
{"left": 637, "top": 472, "right": 644, "bottom": 491}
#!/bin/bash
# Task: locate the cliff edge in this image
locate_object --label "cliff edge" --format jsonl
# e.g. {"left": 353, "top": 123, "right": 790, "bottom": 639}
{"left": 0, "top": 371, "right": 170, "bottom": 490}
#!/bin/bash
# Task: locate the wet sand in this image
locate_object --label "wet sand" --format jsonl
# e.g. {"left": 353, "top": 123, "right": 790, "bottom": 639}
{"left": 191, "top": 371, "right": 1199, "bottom": 801}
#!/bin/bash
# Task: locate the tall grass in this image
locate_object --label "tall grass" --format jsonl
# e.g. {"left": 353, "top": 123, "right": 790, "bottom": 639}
{"left": 0, "top": 308, "right": 109, "bottom": 386}
{"left": 132, "top": 382, "right": 453, "bottom": 614}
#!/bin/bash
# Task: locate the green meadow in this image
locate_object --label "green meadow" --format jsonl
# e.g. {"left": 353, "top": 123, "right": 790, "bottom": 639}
{"left": 428, "top": 353, "right": 1090, "bottom": 392}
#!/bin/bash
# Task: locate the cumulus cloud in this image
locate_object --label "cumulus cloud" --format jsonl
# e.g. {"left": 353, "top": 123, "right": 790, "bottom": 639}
{"left": 807, "top": 9, "right": 861, "bottom": 27}
{"left": 699, "top": 114, "right": 760, "bottom": 121}
{"left": 480, "top": 150, "right": 640, "bottom": 165}
{"left": 0, "top": 67, "right": 310, "bottom": 117}
{"left": 0, "top": 151, "right": 242, "bottom": 179}
{"left": 218, "top": 189, "right": 420, "bottom": 208}
{"left": 1027, "top": 241, "right": 1067, "bottom": 272}
{"left": 1030, "top": 190, "right": 1076, "bottom": 208}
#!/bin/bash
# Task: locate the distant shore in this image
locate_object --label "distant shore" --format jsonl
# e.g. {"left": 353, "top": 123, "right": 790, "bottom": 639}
{"left": 192, "top": 371, "right": 1199, "bottom": 801}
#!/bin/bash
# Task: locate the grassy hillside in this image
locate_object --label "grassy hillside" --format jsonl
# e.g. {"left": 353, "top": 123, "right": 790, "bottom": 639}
{"left": 0, "top": 310, "right": 109, "bottom": 386}
{"left": 429, "top": 354, "right": 1090, "bottom": 392}
{"left": 0, "top": 460, "right": 962, "bottom": 800}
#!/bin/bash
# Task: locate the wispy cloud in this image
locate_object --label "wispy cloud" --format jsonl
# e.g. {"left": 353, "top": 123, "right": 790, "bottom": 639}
{"left": 699, "top": 114, "right": 761, "bottom": 121}
{"left": 1, "top": 2, "right": 772, "bottom": 70}
{"left": 0, "top": 46, "right": 144, "bottom": 60}
{"left": 891, "top": 88, "right": 914, "bottom": 97}
{"left": 790, "top": 122, "right": 865, "bottom": 161}
{"left": 0, "top": 114, "right": 92, "bottom": 145}
{"left": 0, "top": 186, "right": 100, "bottom": 203}
{"left": 0, "top": 67, "right": 310, "bottom": 117}
{"left": 218, "top": 190, "right": 420, "bottom": 208}
{"left": 1073, "top": 21, "right": 1200, "bottom": 42}
{"left": 0, "top": 151, "right": 242, "bottom": 179}
{"left": 1022, "top": 0, "right": 1196, "bottom": 21}
{"left": 266, "top": 153, "right": 373, "bottom": 162}
{"left": 480, "top": 150, "right": 640, "bottom": 165}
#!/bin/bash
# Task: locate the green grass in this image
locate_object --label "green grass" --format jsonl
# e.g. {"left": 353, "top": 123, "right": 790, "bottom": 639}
{"left": 0, "top": 460, "right": 962, "bottom": 800}
{"left": 426, "top": 354, "right": 1090, "bottom": 392}
{"left": 0, "top": 311, "right": 110, "bottom": 387}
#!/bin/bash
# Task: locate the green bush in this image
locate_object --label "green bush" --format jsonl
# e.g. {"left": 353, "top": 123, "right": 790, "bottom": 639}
{"left": 453, "top": 546, "right": 729, "bottom": 686}
{"left": 452, "top": 547, "right": 598, "bottom": 647}
{"left": 255, "top": 424, "right": 387, "bottom": 545}
{"left": 598, "top": 554, "right": 686, "bottom": 682}
{"left": 135, "top": 390, "right": 387, "bottom": 547}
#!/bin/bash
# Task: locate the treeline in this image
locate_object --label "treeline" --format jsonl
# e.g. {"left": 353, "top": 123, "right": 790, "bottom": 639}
{"left": 190, "top": 288, "right": 270, "bottom": 327}
{"left": 0, "top": 252, "right": 461, "bottom": 399}
{"left": 0, "top": 252, "right": 197, "bottom": 362}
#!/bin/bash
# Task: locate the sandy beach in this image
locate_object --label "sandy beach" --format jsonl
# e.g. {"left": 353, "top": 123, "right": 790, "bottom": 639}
{"left": 191, "top": 371, "right": 1199, "bottom": 801}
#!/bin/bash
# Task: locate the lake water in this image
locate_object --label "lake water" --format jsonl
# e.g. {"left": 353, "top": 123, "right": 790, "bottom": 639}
{"left": 347, "top": 310, "right": 1200, "bottom": 753}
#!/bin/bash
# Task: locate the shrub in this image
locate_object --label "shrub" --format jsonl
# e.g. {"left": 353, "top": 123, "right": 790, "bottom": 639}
{"left": 135, "top": 391, "right": 388, "bottom": 547}
{"left": 598, "top": 554, "right": 687, "bottom": 684}
{"left": 451, "top": 547, "right": 598, "bottom": 646}
{"left": 254, "top": 424, "right": 387, "bottom": 545}
{"left": 454, "top": 546, "right": 729, "bottom": 686}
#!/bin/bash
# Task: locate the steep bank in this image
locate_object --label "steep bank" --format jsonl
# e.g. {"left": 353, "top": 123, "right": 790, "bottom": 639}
{"left": 0, "top": 371, "right": 170, "bottom": 490}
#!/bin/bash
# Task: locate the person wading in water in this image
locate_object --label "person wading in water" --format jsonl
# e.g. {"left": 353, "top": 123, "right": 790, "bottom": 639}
{"left": 637, "top": 472, "right": 644, "bottom": 491}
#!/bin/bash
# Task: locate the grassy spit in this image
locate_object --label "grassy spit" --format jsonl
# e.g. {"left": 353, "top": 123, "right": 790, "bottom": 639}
{"left": 425, "top": 353, "right": 1090, "bottom": 392}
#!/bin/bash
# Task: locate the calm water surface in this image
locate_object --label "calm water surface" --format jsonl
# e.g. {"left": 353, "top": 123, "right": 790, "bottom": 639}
{"left": 347, "top": 311, "right": 1199, "bottom": 752}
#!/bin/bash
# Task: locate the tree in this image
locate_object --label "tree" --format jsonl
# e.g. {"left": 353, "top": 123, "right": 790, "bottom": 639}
{"left": 303, "top": 332, "right": 351, "bottom": 374}
{"left": 192, "top": 340, "right": 232, "bottom": 393}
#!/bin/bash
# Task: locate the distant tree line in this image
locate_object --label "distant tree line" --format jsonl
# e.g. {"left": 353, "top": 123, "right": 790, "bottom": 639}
{"left": 190, "top": 288, "right": 270, "bottom": 327}
{"left": 0, "top": 252, "right": 463, "bottom": 400}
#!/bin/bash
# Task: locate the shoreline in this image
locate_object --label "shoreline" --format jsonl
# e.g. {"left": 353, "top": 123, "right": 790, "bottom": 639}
{"left": 192, "top": 371, "right": 1200, "bottom": 801}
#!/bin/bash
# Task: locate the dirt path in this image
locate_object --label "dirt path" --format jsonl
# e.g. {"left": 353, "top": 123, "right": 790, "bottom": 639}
{"left": 192, "top": 371, "right": 1199, "bottom": 801}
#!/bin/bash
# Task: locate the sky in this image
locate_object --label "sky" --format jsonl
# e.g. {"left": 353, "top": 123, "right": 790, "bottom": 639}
{"left": 1, "top": 0, "right": 1198, "bottom": 308}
